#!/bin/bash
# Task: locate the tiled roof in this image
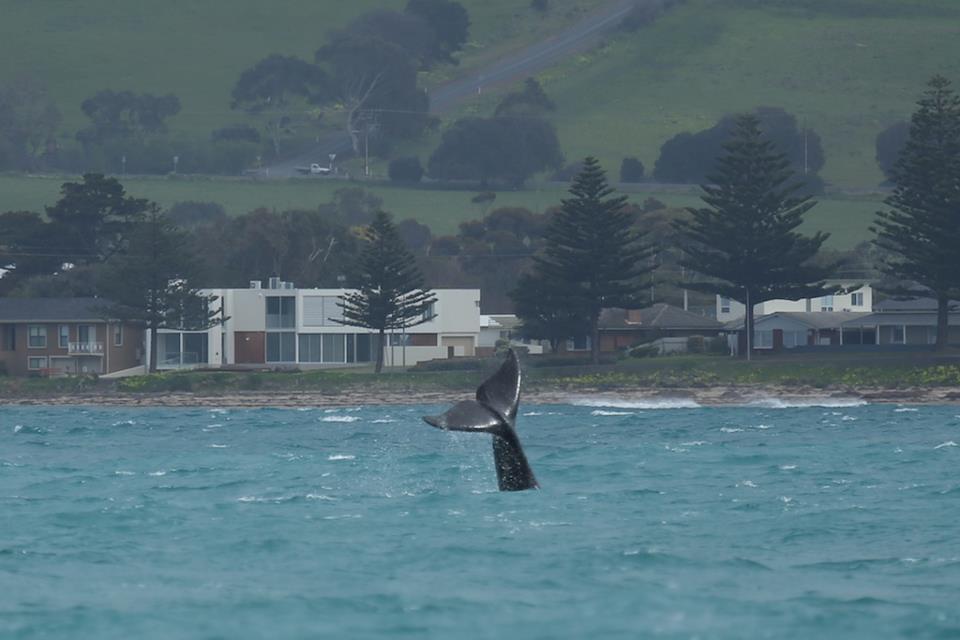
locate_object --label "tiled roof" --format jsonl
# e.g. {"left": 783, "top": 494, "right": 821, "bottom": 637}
{"left": 728, "top": 311, "right": 871, "bottom": 330}
{"left": 0, "top": 297, "right": 118, "bottom": 322}
{"left": 599, "top": 304, "right": 722, "bottom": 330}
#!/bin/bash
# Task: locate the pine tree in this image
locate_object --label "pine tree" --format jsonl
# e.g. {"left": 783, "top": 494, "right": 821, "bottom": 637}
{"left": 873, "top": 75, "right": 960, "bottom": 351}
{"left": 336, "top": 211, "right": 436, "bottom": 373}
{"left": 514, "top": 157, "right": 654, "bottom": 364}
{"left": 674, "top": 114, "right": 837, "bottom": 358}
{"left": 98, "top": 207, "right": 220, "bottom": 372}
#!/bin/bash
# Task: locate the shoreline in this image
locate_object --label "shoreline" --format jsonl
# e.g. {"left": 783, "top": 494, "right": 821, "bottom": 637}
{"left": 2, "top": 384, "right": 959, "bottom": 408}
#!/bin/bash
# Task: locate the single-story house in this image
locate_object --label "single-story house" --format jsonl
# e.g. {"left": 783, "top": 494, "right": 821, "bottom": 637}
{"left": 586, "top": 303, "right": 724, "bottom": 354}
{"left": 726, "top": 311, "right": 872, "bottom": 354}
{"left": 839, "top": 297, "right": 960, "bottom": 346}
{"left": 0, "top": 298, "right": 144, "bottom": 376}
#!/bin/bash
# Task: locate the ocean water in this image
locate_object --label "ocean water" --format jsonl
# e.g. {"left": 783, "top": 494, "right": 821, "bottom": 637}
{"left": 2, "top": 399, "right": 959, "bottom": 639}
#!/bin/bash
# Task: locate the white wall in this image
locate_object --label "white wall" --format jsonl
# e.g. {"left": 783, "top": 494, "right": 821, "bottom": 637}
{"left": 716, "top": 285, "right": 873, "bottom": 322}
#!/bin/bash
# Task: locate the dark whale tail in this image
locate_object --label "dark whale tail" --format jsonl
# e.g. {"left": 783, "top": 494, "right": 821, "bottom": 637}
{"left": 422, "top": 349, "right": 539, "bottom": 491}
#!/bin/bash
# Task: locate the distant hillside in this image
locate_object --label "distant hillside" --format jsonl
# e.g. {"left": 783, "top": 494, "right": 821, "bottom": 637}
{"left": 0, "top": 0, "right": 606, "bottom": 136}
{"left": 523, "top": 0, "right": 960, "bottom": 188}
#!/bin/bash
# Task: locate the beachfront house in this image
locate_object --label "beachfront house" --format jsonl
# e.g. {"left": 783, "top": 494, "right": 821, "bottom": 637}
{"left": 726, "top": 311, "right": 872, "bottom": 355}
{"left": 0, "top": 298, "right": 143, "bottom": 376}
{"left": 477, "top": 314, "right": 545, "bottom": 357}
{"left": 152, "top": 280, "right": 483, "bottom": 370}
{"left": 716, "top": 284, "right": 872, "bottom": 323}
{"left": 839, "top": 297, "right": 960, "bottom": 347}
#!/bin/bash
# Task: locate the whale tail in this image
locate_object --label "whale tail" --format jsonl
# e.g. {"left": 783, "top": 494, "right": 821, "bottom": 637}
{"left": 422, "top": 349, "right": 538, "bottom": 491}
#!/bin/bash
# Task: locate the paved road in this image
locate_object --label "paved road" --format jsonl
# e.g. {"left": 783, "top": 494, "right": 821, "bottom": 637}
{"left": 264, "top": 0, "right": 639, "bottom": 178}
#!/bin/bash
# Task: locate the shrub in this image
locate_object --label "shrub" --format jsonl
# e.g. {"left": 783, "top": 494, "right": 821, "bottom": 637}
{"left": 211, "top": 124, "right": 261, "bottom": 144}
{"left": 686, "top": 335, "right": 706, "bottom": 353}
{"left": 388, "top": 156, "right": 424, "bottom": 183}
{"left": 409, "top": 357, "right": 486, "bottom": 372}
{"left": 620, "top": 156, "right": 645, "bottom": 182}
{"left": 628, "top": 344, "right": 658, "bottom": 358}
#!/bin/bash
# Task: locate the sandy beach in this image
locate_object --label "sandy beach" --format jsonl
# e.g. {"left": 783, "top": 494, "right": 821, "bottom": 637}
{"left": 2, "top": 384, "right": 959, "bottom": 407}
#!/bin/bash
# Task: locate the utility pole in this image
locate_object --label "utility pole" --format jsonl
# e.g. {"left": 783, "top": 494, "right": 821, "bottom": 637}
{"left": 745, "top": 287, "right": 751, "bottom": 362}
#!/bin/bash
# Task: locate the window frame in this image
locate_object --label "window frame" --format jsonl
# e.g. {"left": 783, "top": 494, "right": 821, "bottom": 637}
{"left": 113, "top": 324, "right": 123, "bottom": 347}
{"left": 28, "top": 356, "right": 47, "bottom": 370}
{"left": 28, "top": 325, "right": 47, "bottom": 349}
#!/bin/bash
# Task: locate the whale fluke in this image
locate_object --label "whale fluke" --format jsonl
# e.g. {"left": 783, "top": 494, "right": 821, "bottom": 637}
{"left": 422, "top": 349, "right": 539, "bottom": 491}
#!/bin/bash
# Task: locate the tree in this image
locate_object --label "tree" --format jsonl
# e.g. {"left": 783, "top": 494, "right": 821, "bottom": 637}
{"left": 388, "top": 156, "right": 424, "bottom": 183}
{"left": 98, "top": 207, "right": 220, "bottom": 372}
{"left": 0, "top": 75, "right": 61, "bottom": 170}
{"left": 654, "top": 107, "right": 824, "bottom": 192}
{"left": 513, "top": 157, "right": 654, "bottom": 363}
{"left": 335, "top": 211, "right": 436, "bottom": 373}
{"left": 405, "top": 0, "right": 470, "bottom": 64}
{"left": 494, "top": 78, "right": 555, "bottom": 117}
{"left": 77, "top": 89, "right": 180, "bottom": 145}
{"left": 344, "top": 9, "right": 441, "bottom": 70}
{"left": 45, "top": 173, "right": 150, "bottom": 263}
{"left": 875, "top": 120, "right": 910, "bottom": 182}
{"left": 873, "top": 76, "right": 960, "bottom": 351}
{"left": 511, "top": 272, "right": 587, "bottom": 353}
{"left": 674, "top": 114, "right": 838, "bottom": 358}
{"left": 231, "top": 54, "right": 327, "bottom": 156}
{"left": 428, "top": 116, "right": 562, "bottom": 186}
{"left": 620, "top": 157, "right": 645, "bottom": 182}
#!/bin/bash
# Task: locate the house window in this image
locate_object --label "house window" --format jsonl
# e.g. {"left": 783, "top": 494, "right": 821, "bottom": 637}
{"left": 58, "top": 325, "right": 70, "bottom": 349}
{"left": 567, "top": 335, "right": 590, "bottom": 351}
{"left": 266, "top": 332, "right": 296, "bottom": 362}
{"left": 322, "top": 334, "right": 345, "bottom": 362}
{"left": 720, "top": 296, "right": 731, "bottom": 314}
{"left": 28, "top": 325, "right": 47, "bottom": 348}
{"left": 183, "top": 333, "right": 208, "bottom": 364}
{"left": 28, "top": 356, "right": 47, "bottom": 370}
{"left": 850, "top": 292, "right": 864, "bottom": 307}
{"left": 783, "top": 330, "right": 805, "bottom": 348}
{"left": 3, "top": 326, "right": 14, "bottom": 351}
{"left": 891, "top": 325, "right": 905, "bottom": 344}
{"left": 266, "top": 297, "right": 296, "bottom": 329}
{"left": 820, "top": 295, "right": 834, "bottom": 312}
{"left": 421, "top": 302, "right": 436, "bottom": 322}
{"left": 754, "top": 330, "right": 773, "bottom": 349}
{"left": 113, "top": 324, "right": 123, "bottom": 346}
{"left": 77, "top": 325, "right": 93, "bottom": 344}
{"left": 388, "top": 333, "right": 412, "bottom": 347}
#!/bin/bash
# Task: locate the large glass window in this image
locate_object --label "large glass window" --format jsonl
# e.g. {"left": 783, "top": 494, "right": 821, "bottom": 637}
{"left": 754, "top": 330, "right": 773, "bottom": 348}
{"left": 298, "top": 334, "right": 322, "bottom": 362}
{"left": 77, "top": 325, "right": 93, "bottom": 344}
{"left": 161, "top": 333, "right": 181, "bottom": 364}
{"left": 356, "top": 334, "right": 373, "bottom": 363}
{"left": 322, "top": 334, "right": 345, "bottom": 363}
{"left": 59, "top": 325, "right": 70, "bottom": 348}
{"left": 183, "top": 333, "right": 208, "bottom": 364}
{"left": 28, "top": 325, "right": 47, "bottom": 348}
{"left": 891, "top": 326, "right": 905, "bottom": 344}
{"left": 266, "top": 297, "right": 296, "bottom": 329}
{"left": 266, "top": 332, "right": 296, "bottom": 362}
{"left": 567, "top": 335, "right": 590, "bottom": 351}
{"left": 820, "top": 295, "right": 835, "bottom": 312}
{"left": 850, "top": 292, "right": 864, "bottom": 307}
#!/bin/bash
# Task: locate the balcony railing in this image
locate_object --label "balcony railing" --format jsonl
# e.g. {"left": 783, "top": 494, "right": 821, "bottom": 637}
{"left": 68, "top": 341, "right": 104, "bottom": 355}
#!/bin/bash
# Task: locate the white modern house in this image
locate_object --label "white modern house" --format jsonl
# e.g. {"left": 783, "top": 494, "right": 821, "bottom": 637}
{"left": 153, "top": 280, "right": 482, "bottom": 370}
{"left": 716, "top": 284, "right": 873, "bottom": 323}
{"left": 478, "top": 314, "right": 544, "bottom": 356}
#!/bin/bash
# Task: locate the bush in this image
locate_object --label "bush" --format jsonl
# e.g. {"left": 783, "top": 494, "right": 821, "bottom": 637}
{"left": 211, "top": 124, "right": 261, "bottom": 144}
{"left": 388, "top": 156, "right": 424, "bottom": 183}
{"left": 620, "top": 156, "right": 645, "bottom": 182}
{"left": 875, "top": 120, "right": 909, "bottom": 182}
{"left": 628, "top": 344, "right": 658, "bottom": 358}
{"left": 686, "top": 335, "right": 706, "bottom": 353}
{"left": 707, "top": 336, "right": 728, "bottom": 355}
{"left": 409, "top": 357, "right": 486, "bottom": 372}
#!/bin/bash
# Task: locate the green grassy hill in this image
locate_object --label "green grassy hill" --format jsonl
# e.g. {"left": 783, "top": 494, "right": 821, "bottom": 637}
{"left": 527, "top": 0, "right": 960, "bottom": 188}
{"left": 0, "top": 0, "right": 605, "bottom": 137}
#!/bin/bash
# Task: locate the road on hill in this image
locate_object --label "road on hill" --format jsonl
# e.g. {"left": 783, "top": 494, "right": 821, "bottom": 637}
{"left": 264, "top": 0, "right": 639, "bottom": 178}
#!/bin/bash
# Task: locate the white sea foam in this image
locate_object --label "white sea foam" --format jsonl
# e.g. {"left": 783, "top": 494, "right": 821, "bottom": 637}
{"left": 148, "top": 470, "right": 167, "bottom": 477}
{"left": 934, "top": 441, "right": 957, "bottom": 449}
{"left": 590, "top": 409, "right": 635, "bottom": 416}
{"left": 208, "top": 408, "right": 228, "bottom": 415}
{"left": 328, "top": 454, "right": 356, "bottom": 461}
{"left": 306, "top": 493, "right": 337, "bottom": 501}
{"left": 720, "top": 427, "right": 744, "bottom": 433}
{"left": 111, "top": 420, "right": 137, "bottom": 426}
{"left": 320, "top": 415, "right": 360, "bottom": 423}
{"left": 746, "top": 397, "right": 866, "bottom": 408}
{"left": 208, "top": 444, "right": 229, "bottom": 448}
{"left": 680, "top": 441, "right": 709, "bottom": 446}
{"left": 13, "top": 425, "right": 22, "bottom": 433}
{"left": 738, "top": 480, "right": 758, "bottom": 488}
{"left": 753, "top": 424, "right": 772, "bottom": 430}
{"left": 114, "top": 470, "right": 135, "bottom": 476}
{"left": 371, "top": 418, "right": 395, "bottom": 423}
{"left": 571, "top": 398, "right": 700, "bottom": 409}
{"left": 895, "top": 406, "right": 919, "bottom": 413}
{"left": 779, "top": 464, "right": 798, "bottom": 470}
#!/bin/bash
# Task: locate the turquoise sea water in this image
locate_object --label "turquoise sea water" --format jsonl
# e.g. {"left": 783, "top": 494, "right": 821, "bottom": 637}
{"left": 2, "top": 400, "right": 959, "bottom": 639}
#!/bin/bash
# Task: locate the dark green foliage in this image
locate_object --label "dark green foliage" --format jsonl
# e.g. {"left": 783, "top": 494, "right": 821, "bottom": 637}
{"left": 674, "top": 114, "right": 838, "bottom": 356}
{"left": 405, "top": 0, "right": 470, "bottom": 64}
{"left": 231, "top": 54, "right": 327, "bottom": 156}
{"left": 98, "top": 207, "right": 221, "bottom": 372}
{"left": 165, "top": 201, "right": 227, "bottom": 229}
{"left": 654, "top": 107, "right": 825, "bottom": 193}
{"left": 211, "top": 124, "right": 261, "bottom": 144}
{"left": 494, "top": 78, "right": 555, "bottom": 117}
{"left": 336, "top": 211, "right": 437, "bottom": 373}
{"left": 873, "top": 76, "right": 960, "bottom": 351}
{"left": 0, "top": 210, "right": 61, "bottom": 294}
{"left": 620, "top": 156, "right": 645, "bottom": 182}
{"left": 344, "top": 10, "right": 440, "bottom": 70}
{"left": 45, "top": 173, "right": 150, "bottom": 262}
{"left": 512, "top": 271, "right": 589, "bottom": 354}
{"left": 388, "top": 156, "right": 424, "bottom": 183}
{"left": 77, "top": 89, "right": 180, "bottom": 145}
{"left": 429, "top": 116, "right": 563, "bottom": 186}
{"left": 514, "top": 157, "right": 655, "bottom": 363}
{"left": 396, "top": 218, "right": 433, "bottom": 252}
{"left": 875, "top": 120, "right": 909, "bottom": 182}
{"left": 0, "top": 75, "right": 61, "bottom": 170}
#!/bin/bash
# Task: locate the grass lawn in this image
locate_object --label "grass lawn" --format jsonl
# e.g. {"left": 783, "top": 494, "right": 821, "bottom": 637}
{"left": 524, "top": 0, "right": 960, "bottom": 189}
{"left": 0, "top": 0, "right": 607, "bottom": 138}
{"left": 0, "top": 172, "right": 881, "bottom": 247}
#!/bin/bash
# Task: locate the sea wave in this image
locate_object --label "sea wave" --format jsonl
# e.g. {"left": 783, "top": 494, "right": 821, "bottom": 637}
{"left": 570, "top": 398, "right": 701, "bottom": 409}
{"left": 746, "top": 397, "right": 867, "bottom": 408}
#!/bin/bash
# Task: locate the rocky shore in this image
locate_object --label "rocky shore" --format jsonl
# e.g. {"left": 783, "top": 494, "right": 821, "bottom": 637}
{"left": 2, "top": 384, "right": 959, "bottom": 408}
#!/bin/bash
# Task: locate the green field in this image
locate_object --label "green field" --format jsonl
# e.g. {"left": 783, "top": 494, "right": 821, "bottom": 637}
{"left": 0, "top": 173, "right": 882, "bottom": 248}
{"left": 530, "top": 0, "right": 960, "bottom": 188}
{"left": 0, "top": 0, "right": 606, "bottom": 137}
